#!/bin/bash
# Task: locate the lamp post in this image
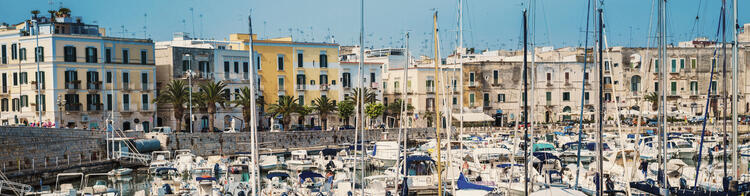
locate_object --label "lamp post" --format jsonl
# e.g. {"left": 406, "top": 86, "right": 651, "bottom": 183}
{"left": 57, "top": 95, "right": 66, "bottom": 128}
{"left": 183, "top": 54, "right": 193, "bottom": 133}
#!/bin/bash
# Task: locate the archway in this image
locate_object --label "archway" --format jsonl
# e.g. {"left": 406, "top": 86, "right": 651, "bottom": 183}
{"left": 545, "top": 111, "right": 551, "bottom": 123}
{"left": 122, "top": 121, "right": 131, "bottom": 131}
{"left": 562, "top": 106, "right": 572, "bottom": 121}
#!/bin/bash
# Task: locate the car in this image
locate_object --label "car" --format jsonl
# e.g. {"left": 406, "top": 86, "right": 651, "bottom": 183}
{"left": 688, "top": 116, "right": 705, "bottom": 124}
{"left": 290, "top": 124, "right": 305, "bottom": 131}
{"left": 647, "top": 119, "right": 658, "bottom": 127}
{"left": 310, "top": 126, "right": 323, "bottom": 131}
{"left": 338, "top": 125, "right": 355, "bottom": 130}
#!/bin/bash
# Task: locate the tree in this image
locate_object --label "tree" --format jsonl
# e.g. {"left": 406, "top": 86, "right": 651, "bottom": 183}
{"left": 47, "top": 10, "right": 56, "bottom": 20}
{"left": 197, "top": 81, "right": 228, "bottom": 132}
{"left": 346, "top": 88, "right": 377, "bottom": 104}
{"left": 153, "top": 80, "right": 189, "bottom": 132}
{"left": 337, "top": 100, "right": 355, "bottom": 126}
{"left": 57, "top": 7, "right": 71, "bottom": 17}
{"left": 267, "top": 96, "right": 300, "bottom": 131}
{"left": 231, "top": 87, "right": 255, "bottom": 131}
{"left": 297, "top": 105, "right": 312, "bottom": 129}
{"left": 644, "top": 92, "right": 658, "bottom": 111}
{"left": 365, "top": 103, "right": 385, "bottom": 128}
{"left": 312, "top": 96, "right": 337, "bottom": 131}
{"left": 386, "top": 99, "right": 414, "bottom": 127}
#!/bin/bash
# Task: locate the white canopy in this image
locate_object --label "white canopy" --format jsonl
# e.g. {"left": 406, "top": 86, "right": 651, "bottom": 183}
{"left": 452, "top": 112, "right": 494, "bottom": 122}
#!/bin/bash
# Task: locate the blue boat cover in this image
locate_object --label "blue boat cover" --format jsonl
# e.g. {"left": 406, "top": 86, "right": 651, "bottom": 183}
{"left": 585, "top": 143, "right": 611, "bottom": 151}
{"left": 627, "top": 134, "right": 636, "bottom": 138}
{"left": 321, "top": 149, "right": 340, "bottom": 156}
{"left": 155, "top": 167, "right": 177, "bottom": 173}
{"left": 456, "top": 173, "right": 494, "bottom": 191}
{"left": 196, "top": 177, "right": 216, "bottom": 181}
{"left": 405, "top": 155, "right": 434, "bottom": 163}
{"left": 496, "top": 163, "right": 523, "bottom": 168}
{"left": 266, "top": 172, "right": 290, "bottom": 179}
{"left": 372, "top": 144, "right": 377, "bottom": 156}
{"left": 532, "top": 152, "right": 560, "bottom": 162}
{"left": 299, "top": 171, "right": 323, "bottom": 183}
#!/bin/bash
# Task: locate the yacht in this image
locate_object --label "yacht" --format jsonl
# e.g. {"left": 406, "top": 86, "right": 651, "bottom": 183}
{"left": 286, "top": 150, "right": 314, "bottom": 171}
{"left": 81, "top": 173, "right": 118, "bottom": 196}
{"left": 260, "top": 155, "right": 285, "bottom": 170}
{"left": 148, "top": 151, "right": 172, "bottom": 174}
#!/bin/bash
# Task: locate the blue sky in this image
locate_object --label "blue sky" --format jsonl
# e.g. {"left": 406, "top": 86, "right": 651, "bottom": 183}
{"left": 1, "top": 0, "right": 745, "bottom": 57}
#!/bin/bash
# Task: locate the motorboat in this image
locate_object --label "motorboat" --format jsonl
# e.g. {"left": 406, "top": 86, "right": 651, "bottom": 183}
{"left": 174, "top": 149, "right": 195, "bottom": 174}
{"left": 81, "top": 173, "right": 118, "bottom": 196}
{"left": 107, "top": 168, "right": 133, "bottom": 176}
{"left": 262, "top": 170, "right": 294, "bottom": 196}
{"left": 38, "top": 173, "right": 84, "bottom": 196}
{"left": 286, "top": 150, "right": 314, "bottom": 171}
{"left": 148, "top": 151, "right": 172, "bottom": 174}
{"left": 370, "top": 141, "right": 400, "bottom": 168}
{"left": 260, "top": 155, "right": 285, "bottom": 170}
{"left": 150, "top": 167, "right": 187, "bottom": 196}
{"left": 398, "top": 155, "right": 439, "bottom": 195}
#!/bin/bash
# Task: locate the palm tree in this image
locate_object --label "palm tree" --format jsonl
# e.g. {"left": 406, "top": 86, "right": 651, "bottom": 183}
{"left": 57, "top": 8, "right": 71, "bottom": 17}
{"left": 47, "top": 10, "right": 56, "bottom": 20}
{"left": 386, "top": 99, "right": 414, "bottom": 127}
{"left": 232, "top": 87, "right": 255, "bottom": 131}
{"left": 346, "top": 87, "right": 377, "bottom": 104}
{"left": 644, "top": 92, "right": 658, "bottom": 111}
{"left": 153, "top": 80, "right": 189, "bottom": 132}
{"left": 312, "top": 96, "right": 337, "bottom": 131}
{"left": 267, "top": 96, "right": 300, "bottom": 131}
{"left": 197, "top": 81, "right": 228, "bottom": 132}
{"left": 31, "top": 10, "right": 40, "bottom": 19}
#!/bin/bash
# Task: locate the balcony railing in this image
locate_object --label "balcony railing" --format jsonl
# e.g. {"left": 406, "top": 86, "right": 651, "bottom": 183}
{"left": 87, "top": 82, "right": 102, "bottom": 91}
{"left": 65, "top": 103, "right": 81, "bottom": 111}
{"left": 296, "top": 84, "right": 306, "bottom": 90}
{"left": 87, "top": 103, "right": 103, "bottom": 111}
{"left": 65, "top": 80, "right": 81, "bottom": 90}
{"left": 122, "top": 83, "right": 132, "bottom": 91}
{"left": 142, "top": 104, "right": 150, "bottom": 111}
{"left": 320, "top": 84, "right": 329, "bottom": 91}
{"left": 142, "top": 83, "right": 149, "bottom": 91}
{"left": 122, "top": 104, "right": 131, "bottom": 112}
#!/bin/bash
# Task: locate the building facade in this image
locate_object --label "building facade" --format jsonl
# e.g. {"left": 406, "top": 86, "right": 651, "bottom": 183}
{"left": 0, "top": 14, "right": 156, "bottom": 131}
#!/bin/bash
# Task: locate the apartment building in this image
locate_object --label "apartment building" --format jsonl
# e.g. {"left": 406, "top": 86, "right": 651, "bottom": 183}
{"left": 0, "top": 13, "right": 156, "bottom": 131}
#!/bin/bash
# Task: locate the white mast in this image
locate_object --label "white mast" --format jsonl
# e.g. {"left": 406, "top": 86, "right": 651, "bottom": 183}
{"left": 246, "top": 13, "right": 261, "bottom": 196}
{"left": 658, "top": 0, "right": 669, "bottom": 194}
{"left": 358, "top": 0, "right": 366, "bottom": 194}
{"left": 458, "top": 0, "right": 465, "bottom": 152}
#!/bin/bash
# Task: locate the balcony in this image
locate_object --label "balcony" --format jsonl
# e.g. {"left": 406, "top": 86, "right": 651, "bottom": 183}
{"left": 426, "top": 87, "right": 435, "bottom": 94}
{"left": 65, "top": 103, "right": 82, "bottom": 112}
{"left": 468, "top": 82, "right": 477, "bottom": 88}
{"left": 121, "top": 104, "right": 133, "bottom": 114}
{"left": 296, "top": 84, "right": 306, "bottom": 91}
{"left": 65, "top": 80, "right": 81, "bottom": 90}
{"left": 87, "top": 103, "right": 103, "bottom": 112}
{"left": 141, "top": 104, "right": 153, "bottom": 112}
{"left": 30, "top": 81, "right": 45, "bottom": 90}
{"left": 122, "top": 83, "right": 133, "bottom": 91}
{"left": 320, "top": 84, "right": 329, "bottom": 91}
{"left": 370, "top": 82, "right": 379, "bottom": 89}
{"left": 141, "top": 83, "right": 149, "bottom": 91}
{"left": 0, "top": 88, "right": 9, "bottom": 96}
{"left": 87, "top": 82, "right": 102, "bottom": 91}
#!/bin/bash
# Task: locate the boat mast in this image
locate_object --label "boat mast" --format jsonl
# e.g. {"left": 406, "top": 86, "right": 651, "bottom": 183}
{"left": 732, "top": 0, "right": 739, "bottom": 179}
{"left": 458, "top": 0, "right": 465, "bottom": 152}
{"left": 246, "top": 13, "right": 261, "bottom": 196}
{"left": 359, "top": 0, "right": 366, "bottom": 194}
{"left": 658, "top": 0, "right": 669, "bottom": 193}
{"left": 597, "top": 8, "right": 604, "bottom": 196}
{"left": 400, "top": 31, "right": 410, "bottom": 182}
{"left": 721, "top": 0, "right": 728, "bottom": 181}
{"left": 522, "top": 9, "right": 529, "bottom": 196}
{"left": 575, "top": 0, "right": 593, "bottom": 190}
{"left": 431, "top": 10, "right": 444, "bottom": 196}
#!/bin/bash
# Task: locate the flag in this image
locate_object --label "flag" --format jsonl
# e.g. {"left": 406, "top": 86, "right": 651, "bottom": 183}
{"left": 414, "top": 113, "right": 419, "bottom": 120}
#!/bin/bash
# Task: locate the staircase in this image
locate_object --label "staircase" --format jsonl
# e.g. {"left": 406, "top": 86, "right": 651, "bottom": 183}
{"left": 109, "top": 129, "right": 150, "bottom": 166}
{"left": 0, "top": 170, "right": 31, "bottom": 196}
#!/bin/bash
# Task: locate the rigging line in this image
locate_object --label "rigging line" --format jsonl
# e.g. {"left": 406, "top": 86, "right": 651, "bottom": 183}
{"left": 690, "top": 0, "right": 704, "bottom": 38}
{"left": 574, "top": 0, "right": 593, "bottom": 190}
{"left": 693, "top": 2, "right": 726, "bottom": 189}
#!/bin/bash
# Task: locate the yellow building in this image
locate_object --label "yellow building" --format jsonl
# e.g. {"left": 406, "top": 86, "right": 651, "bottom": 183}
{"left": 230, "top": 34, "right": 341, "bottom": 127}
{"left": 0, "top": 14, "right": 156, "bottom": 130}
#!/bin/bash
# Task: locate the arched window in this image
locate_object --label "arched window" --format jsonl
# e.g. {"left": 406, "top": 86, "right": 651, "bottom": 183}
{"left": 122, "top": 121, "right": 131, "bottom": 131}
{"left": 631, "top": 75, "right": 641, "bottom": 92}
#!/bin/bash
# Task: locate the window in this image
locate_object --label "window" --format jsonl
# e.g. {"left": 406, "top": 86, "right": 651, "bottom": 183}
{"left": 394, "top": 81, "right": 399, "bottom": 90}
{"left": 671, "top": 59, "right": 677, "bottom": 73}
{"left": 690, "top": 81, "right": 698, "bottom": 95}
{"left": 565, "top": 72, "right": 570, "bottom": 83}
{"left": 453, "top": 97, "right": 457, "bottom": 105}
{"left": 297, "top": 51, "right": 303, "bottom": 67}
{"left": 342, "top": 73, "right": 351, "bottom": 88}
{"left": 469, "top": 93, "right": 475, "bottom": 106}
{"left": 497, "top": 94, "right": 505, "bottom": 102}
{"left": 583, "top": 72, "right": 589, "bottom": 82}
{"left": 35, "top": 71, "right": 46, "bottom": 88}
{"left": 234, "top": 89, "right": 240, "bottom": 100}
{"left": 298, "top": 95, "right": 304, "bottom": 105}
{"left": 105, "top": 48, "right": 112, "bottom": 63}
{"left": 20, "top": 95, "right": 28, "bottom": 107}
{"left": 243, "top": 62, "right": 249, "bottom": 72}
{"left": 711, "top": 58, "right": 717, "bottom": 70}
{"left": 319, "top": 51, "right": 328, "bottom": 68}
{"left": 141, "top": 72, "right": 148, "bottom": 90}
{"left": 654, "top": 82, "right": 659, "bottom": 92}
{"left": 86, "top": 94, "right": 101, "bottom": 111}
{"left": 584, "top": 92, "right": 590, "bottom": 101}
{"left": 182, "top": 60, "right": 190, "bottom": 71}
{"left": 469, "top": 72, "right": 475, "bottom": 85}
{"left": 122, "top": 72, "right": 129, "bottom": 84}
{"left": 654, "top": 59, "right": 659, "bottom": 73}
{"left": 631, "top": 75, "right": 641, "bottom": 92}
{"left": 19, "top": 72, "right": 27, "bottom": 84}
{"left": 18, "top": 48, "right": 26, "bottom": 61}
{"left": 142, "top": 94, "right": 149, "bottom": 110}
{"left": 106, "top": 71, "right": 112, "bottom": 83}
{"left": 691, "top": 58, "right": 697, "bottom": 69}
{"left": 319, "top": 74, "right": 329, "bottom": 85}
{"left": 122, "top": 94, "right": 130, "bottom": 111}
{"left": 277, "top": 54, "right": 284, "bottom": 70}
{"left": 604, "top": 61, "right": 610, "bottom": 71}
{"left": 680, "top": 59, "right": 685, "bottom": 70}
{"left": 122, "top": 49, "right": 129, "bottom": 64}
{"left": 10, "top": 44, "right": 16, "bottom": 60}
{"left": 546, "top": 73, "right": 551, "bottom": 82}
{"left": 106, "top": 94, "right": 112, "bottom": 111}
{"left": 12, "top": 72, "right": 17, "bottom": 86}
{"left": 223, "top": 61, "right": 229, "bottom": 73}
{"left": 254, "top": 52, "right": 261, "bottom": 70}
{"left": 34, "top": 47, "right": 44, "bottom": 62}
{"left": 64, "top": 94, "right": 80, "bottom": 111}
{"left": 278, "top": 77, "right": 284, "bottom": 89}
{"left": 64, "top": 46, "right": 76, "bottom": 62}
{"left": 493, "top": 70, "right": 499, "bottom": 84}
{"left": 1, "top": 98, "right": 7, "bottom": 111}
{"left": 670, "top": 82, "right": 677, "bottom": 95}
{"left": 234, "top": 62, "right": 239, "bottom": 73}
{"left": 562, "top": 92, "right": 570, "bottom": 101}
{"left": 199, "top": 61, "right": 209, "bottom": 73}
{"left": 140, "top": 50, "right": 147, "bottom": 64}
{"left": 1, "top": 45, "right": 6, "bottom": 64}
{"left": 711, "top": 81, "right": 717, "bottom": 92}
{"left": 370, "top": 73, "right": 376, "bottom": 85}
{"left": 85, "top": 47, "right": 97, "bottom": 63}
{"left": 546, "top": 92, "right": 552, "bottom": 101}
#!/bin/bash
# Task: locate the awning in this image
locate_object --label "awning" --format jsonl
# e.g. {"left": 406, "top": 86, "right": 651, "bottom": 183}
{"left": 452, "top": 112, "right": 494, "bottom": 122}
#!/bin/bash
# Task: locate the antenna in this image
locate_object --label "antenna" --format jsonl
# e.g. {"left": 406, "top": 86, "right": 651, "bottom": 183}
{"left": 143, "top": 13, "right": 148, "bottom": 39}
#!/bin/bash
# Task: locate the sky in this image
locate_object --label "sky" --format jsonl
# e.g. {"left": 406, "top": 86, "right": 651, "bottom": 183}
{"left": 1, "top": 0, "right": 746, "bottom": 57}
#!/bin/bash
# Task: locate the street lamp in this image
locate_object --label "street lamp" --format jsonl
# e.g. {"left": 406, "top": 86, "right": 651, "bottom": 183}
{"left": 183, "top": 54, "right": 193, "bottom": 133}
{"left": 57, "top": 95, "right": 66, "bottom": 128}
